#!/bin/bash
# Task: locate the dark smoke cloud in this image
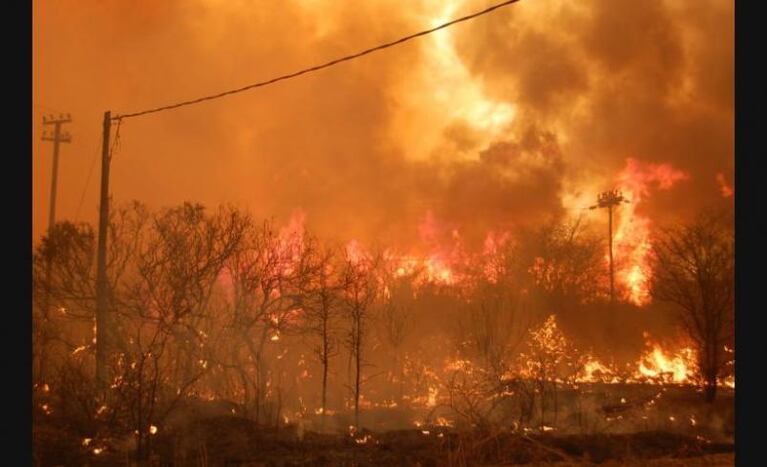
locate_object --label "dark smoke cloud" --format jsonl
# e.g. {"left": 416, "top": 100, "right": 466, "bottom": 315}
{"left": 33, "top": 0, "right": 732, "bottom": 246}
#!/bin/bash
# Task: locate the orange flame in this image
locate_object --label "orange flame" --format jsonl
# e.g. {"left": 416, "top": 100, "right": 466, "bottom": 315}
{"left": 633, "top": 333, "right": 696, "bottom": 384}
{"left": 716, "top": 173, "right": 734, "bottom": 198}
{"left": 613, "top": 158, "right": 689, "bottom": 306}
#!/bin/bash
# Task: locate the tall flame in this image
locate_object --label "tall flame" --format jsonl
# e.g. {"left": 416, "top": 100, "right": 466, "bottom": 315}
{"left": 612, "top": 158, "right": 688, "bottom": 306}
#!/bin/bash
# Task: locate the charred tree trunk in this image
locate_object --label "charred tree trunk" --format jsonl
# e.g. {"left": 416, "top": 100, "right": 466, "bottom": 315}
{"left": 398, "top": 351, "right": 404, "bottom": 404}
{"left": 320, "top": 318, "right": 329, "bottom": 428}
{"left": 553, "top": 380, "right": 558, "bottom": 427}
{"left": 353, "top": 311, "right": 362, "bottom": 429}
{"left": 700, "top": 322, "right": 720, "bottom": 403}
{"left": 704, "top": 380, "right": 717, "bottom": 403}
{"left": 254, "top": 325, "right": 270, "bottom": 424}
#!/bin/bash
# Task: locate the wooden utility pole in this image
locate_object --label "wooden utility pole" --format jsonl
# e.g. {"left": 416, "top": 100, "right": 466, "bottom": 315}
{"left": 38, "top": 114, "right": 71, "bottom": 384}
{"left": 41, "top": 114, "right": 72, "bottom": 234}
{"left": 590, "top": 189, "right": 629, "bottom": 304}
{"left": 95, "top": 111, "right": 112, "bottom": 388}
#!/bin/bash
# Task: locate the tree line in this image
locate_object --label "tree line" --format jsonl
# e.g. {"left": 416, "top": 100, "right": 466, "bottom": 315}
{"left": 32, "top": 201, "right": 733, "bottom": 461}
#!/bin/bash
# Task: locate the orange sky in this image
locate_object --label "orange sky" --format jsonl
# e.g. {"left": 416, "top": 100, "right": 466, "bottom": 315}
{"left": 32, "top": 0, "right": 733, "bottom": 249}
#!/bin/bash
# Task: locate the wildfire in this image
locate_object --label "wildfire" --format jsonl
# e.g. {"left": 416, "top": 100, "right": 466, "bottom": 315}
{"left": 577, "top": 355, "right": 619, "bottom": 384}
{"left": 612, "top": 158, "right": 689, "bottom": 306}
{"left": 716, "top": 173, "right": 734, "bottom": 198}
{"left": 345, "top": 239, "right": 370, "bottom": 266}
{"left": 426, "top": 386, "right": 438, "bottom": 407}
{"left": 634, "top": 335, "right": 696, "bottom": 384}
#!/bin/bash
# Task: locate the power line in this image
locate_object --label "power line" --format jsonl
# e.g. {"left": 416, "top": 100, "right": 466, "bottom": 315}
{"left": 92, "top": 1, "right": 523, "bottom": 385}
{"left": 74, "top": 141, "right": 101, "bottom": 222}
{"left": 114, "top": 0, "right": 521, "bottom": 121}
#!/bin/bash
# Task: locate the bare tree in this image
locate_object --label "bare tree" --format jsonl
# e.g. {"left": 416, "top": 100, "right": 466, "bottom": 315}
{"left": 219, "top": 218, "right": 315, "bottom": 424}
{"left": 298, "top": 241, "right": 342, "bottom": 426}
{"left": 651, "top": 210, "right": 734, "bottom": 402}
{"left": 32, "top": 202, "right": 151, "bottom": 386}
{"left": 33, "top": 222, "right": 96, "bottom": 385}
{"left": 339, "top": 247, "right": 379, "bottom": 429}
{"left": 107, "top": 203, "right": 246, "bottom": 462}
{"left": 31, "top": 202, "right": 249, "bottom": 462}
{"left": 380, "top": 299, "right": 410, "bottom": 401}
{"left": 377, "top": 263, "right": 415, "bottom": 404}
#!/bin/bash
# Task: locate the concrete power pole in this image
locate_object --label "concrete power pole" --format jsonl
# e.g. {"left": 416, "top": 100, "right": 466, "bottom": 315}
{"left": 590, "top": 189, "right": 630, "bottom": 304}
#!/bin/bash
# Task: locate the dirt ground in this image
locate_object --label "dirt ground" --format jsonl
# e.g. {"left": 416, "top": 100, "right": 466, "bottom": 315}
{"left": 33, "top": 383, "right": 734, "bottom": 466}
{"left": 542, "top": 453, "right": 733, "bottom": 466}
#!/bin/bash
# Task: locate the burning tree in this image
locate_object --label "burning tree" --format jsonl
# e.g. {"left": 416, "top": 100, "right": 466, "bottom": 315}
{"left": 32, "top": 203, "right": 150, "bottom": 387}
{"left": 439, "top": 238, "right": 534, "bottom": 428}
{"left": 217, "top": 217, "right": 313, "bottom": 423}
{"left": 32, "top": 221, "right": 96, "bottom": 386}
{"left": 650, "top": 210, "right": 734, "bottom": 402}
{"left": 110, "top": 202, "right": 247, "bottom": 461}
{"left": 518, "top": 315, "right": 580, "bottom": 429}
{"left": 521, "top": 216, "right": 606, "bottom": 311}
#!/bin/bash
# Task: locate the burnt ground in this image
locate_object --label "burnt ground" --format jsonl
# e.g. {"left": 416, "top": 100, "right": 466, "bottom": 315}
{"left": 32, "top": 384, "right": 734, "bottom": 466}
{"left": 34, "top": 419, "right": 734, "bottom": 467}
{"left": 34, "top": 412, "right": 735, "bottom": 467}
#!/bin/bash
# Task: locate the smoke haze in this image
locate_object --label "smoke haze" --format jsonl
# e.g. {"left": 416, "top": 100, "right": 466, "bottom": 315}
{"left": 33, "top": 0, "right": 733, "bottom": 247}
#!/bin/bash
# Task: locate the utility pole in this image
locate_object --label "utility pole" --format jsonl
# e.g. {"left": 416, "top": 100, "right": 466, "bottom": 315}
{"left": 95, "top": 111, "right": 112, "bottom": 388}
{"left": 41, "top": 114, "right": 72, "bottom": 234}
{"left": 589, "top": 189, "right": 630, "bottom": 304}
{"left": 38, "top": 114, "right": 71, "bottom": 384}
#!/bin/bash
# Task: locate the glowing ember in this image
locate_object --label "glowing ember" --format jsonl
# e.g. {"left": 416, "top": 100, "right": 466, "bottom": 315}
{"left": 435, "top": 416, "right": 453, "bottom": 427}
{"left": 354, "top": 434, "right": 374, "bottom": 444}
